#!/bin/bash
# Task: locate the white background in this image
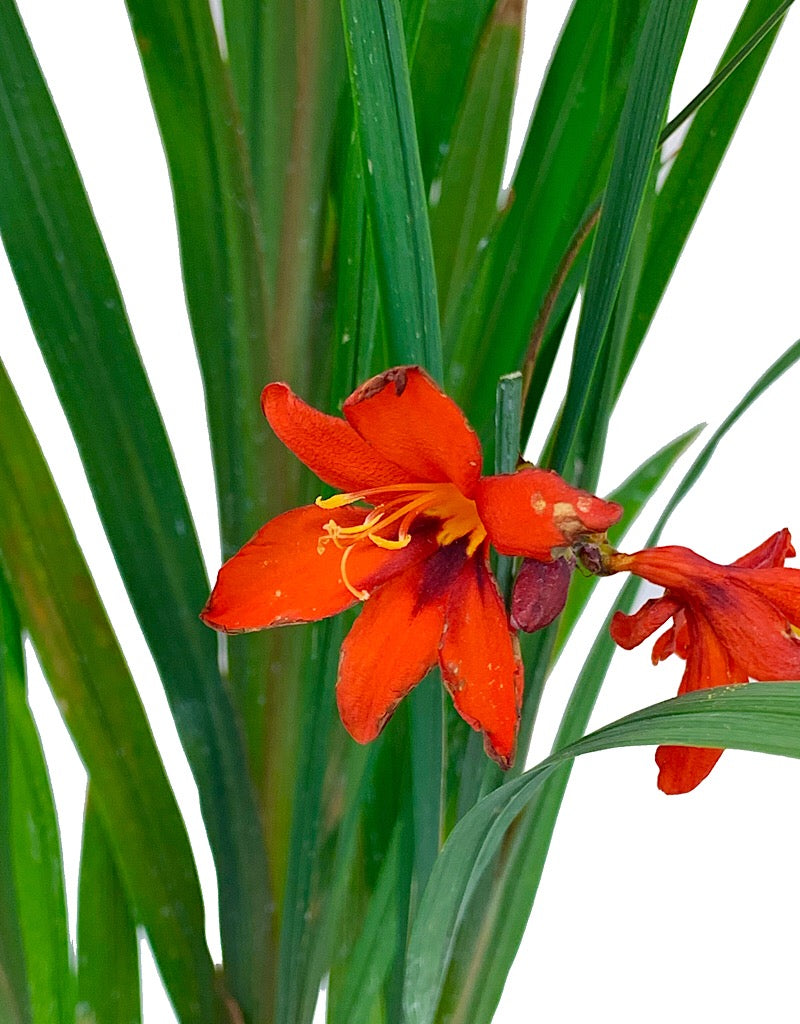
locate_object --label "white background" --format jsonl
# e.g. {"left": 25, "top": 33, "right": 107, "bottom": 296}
{"left": 1, "top": 1, "right": 799, "bottom": 1021}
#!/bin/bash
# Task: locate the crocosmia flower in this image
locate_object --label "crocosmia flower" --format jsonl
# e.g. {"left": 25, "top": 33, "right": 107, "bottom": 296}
{"left": 202, "top": 366, "right": 621, "bottom": 768}
{"left": 608, "top": 529, "right": 800, "bottom": 794}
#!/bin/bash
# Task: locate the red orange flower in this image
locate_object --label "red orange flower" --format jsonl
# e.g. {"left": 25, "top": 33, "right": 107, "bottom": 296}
{"left": 608, "top": 530, "right": 800, "bottom": 794}
{"left": 202, "top": 366, "right": 621, "bottom": 767}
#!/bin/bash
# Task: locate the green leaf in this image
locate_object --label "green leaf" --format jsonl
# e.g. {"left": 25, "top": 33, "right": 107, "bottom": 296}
{"left": 327, "top": 824, "right": 403, "bottom": 1024}
{"left": 7, "top": 706, "right": 74, "bottom": 1024}
{"left": 408, "top": 674, "right": 445, "bottom": 902}
{"left": 228, "top": 0, "right": 344, "bottom": 404}
{"left": 1, "top": 571, "right": 73, "bottom": 1024}
{"left": 552, "top": 0, "right": 698, "bottom": 478}
{"left": 0, "top": 366, "right": 219, "bottom": 1024}
{"left": 329, "top": 0, "right": 428, "bottom": 405}
{"left": 0, "top": 572, "right": 34, "bottom": 1024}
{"left": 430, "top": 0, "right": 523, "bottom": 331}
{"left": 77, "top": 792, "right": 141, "bottom": 1024}
{"left": 452, "top": 0, "right": 647, "bottom": 431}
{"left": 274, "top": 618, "right": 349, "bottom": 1024}
{"left": 301, "top": 742, "right": 373, "bottom": 1023}
{"left": 617, "top": 0, "right": 793, "bottom": 391}
{"left": 405, "top": 682, "right": 800, "bottom": 1024}
{"left": 412, "top": 0, "right": 495, "bottom": 182}
{"left": 339, "top": 0, "right": 443, "bottom": 378}
{"left": 123, "top": 0, "right": 276, "bottom": 548}
{"left": 330, "top": 131, "right": 384, "bottom": 406}
{"left": 223, "top": 0, "right": 295, "bottom": 304}
{"left": 0, "top": 5, "right": 273, "bottom": 1015}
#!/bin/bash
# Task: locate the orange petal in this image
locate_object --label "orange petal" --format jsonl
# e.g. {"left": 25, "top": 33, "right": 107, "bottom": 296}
{"left": 475, "top": 468, "right": 622, "bottom": 559}
{"left": 736, "top": 565, "right": 800, "bottom": 626}
{"left": 610, "top": 596, "right": 682, "bottom": 651}
{"left": 732, "top": 528, "right": 795, "bottom": 569}
{"left": 696, "top": 578, "right": 800, "bottom": 681}
{"left": 342, "top": 366, "right": 483, "bottom": 496}
{"left": 201, "top": 505, "right": 435, "bottom": 632}
{"left": 655, "top": 610, "right": 738, "bottom": 794}
{"left": 439, "top": 558, "right": 522, "bottom": 769}
{"left": 656, "top": 746, "right": 723, "bottom": 796}
{"left": 262, "top": 382, "right": 413, "bottom": 491}
{"left": 617, "top": 545, "right": 715, "bottom": 591}
{"left": 336, "top": 557, "right": 448, "bottom": 743}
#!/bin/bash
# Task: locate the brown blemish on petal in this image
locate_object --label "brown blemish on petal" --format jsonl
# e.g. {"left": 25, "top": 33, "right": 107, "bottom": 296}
{"left": 351, "top": 365, "right": 411, "bottom": 402}
{"left": 530, "top": 492, "right": 546, "bottom": 514}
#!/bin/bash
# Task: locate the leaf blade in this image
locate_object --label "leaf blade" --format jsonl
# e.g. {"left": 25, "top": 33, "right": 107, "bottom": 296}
{"left": 0, "top": 5, "right": 273, "bottom": 1014}
{"left": 0, "top": 366, "right": 219, "bottom": 1024}
{"left": 340, "top": 0, "right": 443, "bottom": 378}
{"left": 77, "top": 791, "right": 141, "bottom": 1024}
{"left": 617, "top": 0, "right": 793, "bottom": 390}
{"left": 552, "top": 0, "right": 698, "bottom": 477}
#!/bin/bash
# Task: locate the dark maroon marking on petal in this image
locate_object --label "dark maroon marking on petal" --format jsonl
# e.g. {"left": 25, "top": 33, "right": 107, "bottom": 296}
{"left": 414, "top": 538, "right": 470, "bottom": 613}
{"left": 511, "top": 555, "right": 574, "bottom": 633}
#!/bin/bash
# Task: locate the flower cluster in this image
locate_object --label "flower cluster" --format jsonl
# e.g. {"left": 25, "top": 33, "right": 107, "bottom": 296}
{"left": 202, "top": 366, "right": 800, "bottom": 791}
{"left": 605, "top": 532, "right": 800, "bottom": 793}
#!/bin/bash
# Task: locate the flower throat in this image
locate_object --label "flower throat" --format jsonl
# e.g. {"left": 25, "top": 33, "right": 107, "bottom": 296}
{"left": 315, "top": 482, "right": 486, "bottom": 599}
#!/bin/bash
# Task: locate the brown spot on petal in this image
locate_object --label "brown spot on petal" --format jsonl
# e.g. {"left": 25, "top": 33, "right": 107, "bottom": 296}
{"left": 351, "top": 365, "right": 410, "bottom": 402}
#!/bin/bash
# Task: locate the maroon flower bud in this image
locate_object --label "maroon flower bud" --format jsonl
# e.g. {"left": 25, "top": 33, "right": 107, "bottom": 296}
{"left": 510, "top": 555, "right": 574, "bottom": 633}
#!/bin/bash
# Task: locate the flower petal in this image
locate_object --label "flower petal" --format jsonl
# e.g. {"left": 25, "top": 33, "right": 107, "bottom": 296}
{"left": 262, "top": 382, "right": 414, "bottom": 491}
{"left": 609, "top": 596, "right": 682, "bottom": 651}
{"left": 695, "top": 577, "right": 800, "bottom": 681}
{"left": 656, "top": 746, "right": 723, "bottom": 796}
{"left": 343, "top": 366, "right": 483, "bottom": 495}
{"left": 475, "top": 468, "right": 622, "bottom": 559}
{"left": 336, "top": 556, "right": 451, "bottom": 743}
{"left": 655, "top": 612, "right": 736, "bottom": 795}
{"left": 732, "top": 528, "right": 795, "bottom": 569}
{"left": 201, "top": 505, "right": 435, "bottom": 632}
{"left": 735, "top": 565, "right": 800, "bottom": 625}
{"left": 439, "top": 558, "right": 522, "bottom": 769}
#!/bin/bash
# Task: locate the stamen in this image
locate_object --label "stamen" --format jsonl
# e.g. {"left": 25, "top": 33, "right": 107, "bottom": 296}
{"left": 314, "top": 480, "right": 486, "bottom": 600}
{"left": 340, "top": 545, "right": 370, "bottom": 601}
{"left": 315, "top": 481, "right": 445, "bottom": 511}
{"left": 316, "top": 491, "right": 367, "bottom": 510}
{"left": 370, "top": 533, "right": 412, "bottom": 550}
